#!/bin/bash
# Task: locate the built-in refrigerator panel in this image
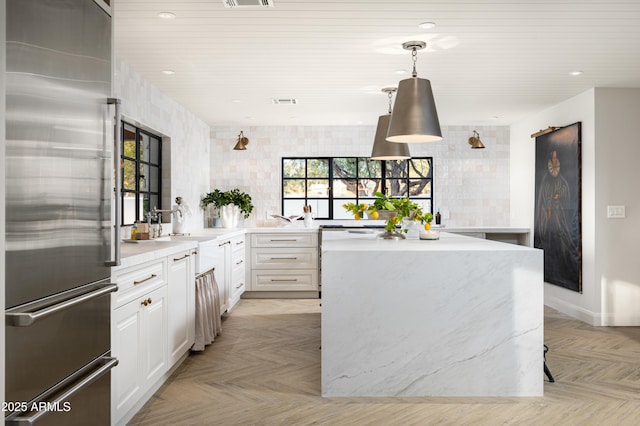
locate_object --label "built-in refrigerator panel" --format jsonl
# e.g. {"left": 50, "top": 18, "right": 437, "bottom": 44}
{"left": 4, "top": 0, "right": 113, "bottom": 308}
{"left": 4, "top": 1, "right": 117, "bottom": 424}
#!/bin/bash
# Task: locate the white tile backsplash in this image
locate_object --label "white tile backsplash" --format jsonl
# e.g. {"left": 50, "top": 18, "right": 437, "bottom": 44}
{"left": 114, "top": 60, "right": 211, "bottom": 233}
{"left": 210, "top": 125, "right": 510, "bottom": 227}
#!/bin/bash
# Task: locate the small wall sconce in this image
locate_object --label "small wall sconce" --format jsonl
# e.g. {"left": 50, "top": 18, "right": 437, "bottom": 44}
{"left": 233, "top": 131, "right": 249, "bottom": 150}
{"left": 468, "top": 130, "right": 485, "bottom": 149}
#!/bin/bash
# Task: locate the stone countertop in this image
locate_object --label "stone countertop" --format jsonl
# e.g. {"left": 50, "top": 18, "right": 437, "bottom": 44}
{"left": 321, "top": 230, "right": 536, "bottom": 252}
{"left": 116, "top": 240, "right": 198, "bottom": 270}
{"left": 321, "top": 229, "right": 544, "bottom": 397}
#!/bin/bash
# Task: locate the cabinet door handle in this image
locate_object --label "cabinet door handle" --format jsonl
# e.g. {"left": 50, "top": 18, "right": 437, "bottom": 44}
{"left": 141, "top": 297, "right": 152, "bottom": 306}
{"left": 134, "top": 274, "right": 157, "bottom": 285}
{"left": 235, "top": 282, "right": 244, "bottom": 289}
{"left": 270, "top": 257, "right": 297, "bottom": 260}
{"left": 173, "top": 254, "right": 189, "bottom": 262}
{"left": 218, "top": 241, "right": 230, "bottom": 247}
{"left": 235, "top": 259, "right": 244, "bottom": 265}
{"left": 269, "top": 239, "right": 297, "bottom": 242}
{"left": 235, "top": 240, "right": 244, "bottom": 245}
{"left": 271, "top": 279, "right": 298, "bottom": 282}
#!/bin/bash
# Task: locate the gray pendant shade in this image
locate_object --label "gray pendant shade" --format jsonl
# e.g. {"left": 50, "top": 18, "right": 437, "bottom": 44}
{"left": 386, "top": 77, "right": 442, "bottom": 143}
{"left": 371, "top": 114, "right": 411, "bottom": 160}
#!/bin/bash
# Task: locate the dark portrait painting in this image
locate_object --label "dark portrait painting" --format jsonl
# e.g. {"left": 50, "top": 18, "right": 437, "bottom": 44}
{"left": 534, "top": 122, "right": 582, "bottom": 292}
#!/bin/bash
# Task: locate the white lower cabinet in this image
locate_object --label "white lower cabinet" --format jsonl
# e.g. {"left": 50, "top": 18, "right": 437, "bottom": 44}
{"left": 111, "top": 245, "right": 196, "bottom": 425}
{"left": 215, "top": 234, "right": 246, "bottom": 312}
{"left": 167, "top": 250, "right": 195, "bottom": 366}
{"left": 112, "top": 284, "right": 168, "bottom": 424}
{"left": 229, "top": 235, "right": 246, "bottom": 309}
{"left": 248, "top": 232, "right": 319, "bottom": 293}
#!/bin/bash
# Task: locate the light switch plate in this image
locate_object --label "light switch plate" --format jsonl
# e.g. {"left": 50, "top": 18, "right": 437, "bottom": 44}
{"left": 607, "top": 205, "right": 626, "bottom": 218}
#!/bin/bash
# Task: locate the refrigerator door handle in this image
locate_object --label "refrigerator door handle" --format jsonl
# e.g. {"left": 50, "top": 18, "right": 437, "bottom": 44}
{"left": 6, "top": 284, "right": 118, "bottom": 327}
{"left": 4, "top": 356, "right": 119, "bottom": 425}
{"left": 106, "top": 97, "right": 122, "bottom": 267}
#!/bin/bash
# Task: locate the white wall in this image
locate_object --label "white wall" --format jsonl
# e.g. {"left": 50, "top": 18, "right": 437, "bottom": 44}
{"left": 511, "top": 88, "right": 640, "bottom": 325}
{"left": 594, "top": 89, "right": 640, "bottom": 325}
{"left": 113, "top": 60, "right": 211, "bottom": 233}
{"left": 210, "top": 125, "right": 510, "bottom": 227}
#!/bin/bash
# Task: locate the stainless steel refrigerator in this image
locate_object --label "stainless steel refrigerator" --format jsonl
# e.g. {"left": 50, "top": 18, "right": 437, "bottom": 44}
{"left": 4, "top": 0, "right": 120, "bottom": 424}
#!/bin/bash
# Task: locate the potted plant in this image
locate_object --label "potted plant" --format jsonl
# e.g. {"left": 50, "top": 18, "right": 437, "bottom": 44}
{"left": 344, "top": 191, "right": 433, "bottom": 239}
{"left": 201, "top": 188, "right": 254, "bottom": 228}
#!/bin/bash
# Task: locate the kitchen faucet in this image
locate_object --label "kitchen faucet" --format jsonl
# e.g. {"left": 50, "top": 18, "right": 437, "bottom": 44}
{"left": 151, "top": 198, "right": 185, "bottom": 237}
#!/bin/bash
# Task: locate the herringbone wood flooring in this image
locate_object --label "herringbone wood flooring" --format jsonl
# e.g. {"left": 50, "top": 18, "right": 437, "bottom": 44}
{"left": 129, "top": 300, "right": 640, "bottom": 426}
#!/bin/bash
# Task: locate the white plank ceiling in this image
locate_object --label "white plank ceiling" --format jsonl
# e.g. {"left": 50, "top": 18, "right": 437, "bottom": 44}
{"left": 113, "top": 0, "right": 640, "bottom": 127}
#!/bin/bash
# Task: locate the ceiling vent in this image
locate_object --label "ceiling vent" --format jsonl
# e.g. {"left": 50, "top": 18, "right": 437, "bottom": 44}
{"left": 272, "top": 98, "right": 298, "bottom": 105}
{"left": 223, "top": 0, "right": 274, "bottom": 8}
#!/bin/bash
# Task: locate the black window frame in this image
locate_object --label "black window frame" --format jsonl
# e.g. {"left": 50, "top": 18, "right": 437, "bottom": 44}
{"left": 120, "top": 122, "right": 162, "bottom": 225}
{"left": 281, "top": 157, "right": 434, "bottom": 220}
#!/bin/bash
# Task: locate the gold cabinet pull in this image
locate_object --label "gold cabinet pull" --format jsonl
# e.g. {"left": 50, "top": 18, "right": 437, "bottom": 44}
{"left": 134, "top": 274, "right": 157, "bottom": 285}
{"left": 173, "top": 254, "right": 189, "bottom": 262}
{"left": 141, "top": 297, "right": 152, "bottom": 306}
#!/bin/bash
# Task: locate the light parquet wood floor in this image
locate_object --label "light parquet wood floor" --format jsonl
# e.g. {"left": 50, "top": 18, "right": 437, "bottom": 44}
{"left": 129, "top": 300, "right": 640, "bottom": 426}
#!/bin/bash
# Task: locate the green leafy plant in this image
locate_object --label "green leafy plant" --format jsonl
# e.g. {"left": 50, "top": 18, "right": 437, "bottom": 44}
{"left": 343, "top": 191, "right": 433, "bottom": 232}
{"left": 200, "top": 188, "right": 254, "bottom": 219}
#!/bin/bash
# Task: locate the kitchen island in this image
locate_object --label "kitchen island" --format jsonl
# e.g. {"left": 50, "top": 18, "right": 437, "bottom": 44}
{"left": 321, "top": 231, "right": 544, "bottom": 397}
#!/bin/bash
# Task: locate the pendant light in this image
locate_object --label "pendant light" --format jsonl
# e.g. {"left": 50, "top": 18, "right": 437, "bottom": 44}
{"left": 386, "top": 41, "right": 442, "bottom": 143}
{"left": 371, "top": 87, "right": 411, "bottom": 160}
{"left": 468, "top": 130, "right": 485, "bottom": 149}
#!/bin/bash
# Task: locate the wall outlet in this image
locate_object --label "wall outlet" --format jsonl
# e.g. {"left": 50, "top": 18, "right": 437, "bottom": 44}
{"left": 607, "top": 205, "right": 626, "bottom": 218}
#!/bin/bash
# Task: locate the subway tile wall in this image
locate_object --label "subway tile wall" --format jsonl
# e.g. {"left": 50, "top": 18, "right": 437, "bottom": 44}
{"left": 210, "top": 125, "right": 510, "bottom": 227}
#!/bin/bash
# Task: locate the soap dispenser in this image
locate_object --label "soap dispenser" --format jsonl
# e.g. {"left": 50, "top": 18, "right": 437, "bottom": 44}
{"left": 435, "top": 210, "right": 441, "bottom": 225}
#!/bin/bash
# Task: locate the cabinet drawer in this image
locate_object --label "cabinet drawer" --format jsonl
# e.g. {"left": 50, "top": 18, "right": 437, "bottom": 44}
{"left": 251, "top": 247, "right": 317, "bottom": 269}
{"left": 231, "top": 235, "right": 246, "bottom": 258}
{"left": 112, "top": 259, "right": 166, "bottom": 308}
{"left": 251, "top": 233, "right": 317, "bottom": 248}
{"left": 251, "top": 269, "right": 318, "bottom": 291}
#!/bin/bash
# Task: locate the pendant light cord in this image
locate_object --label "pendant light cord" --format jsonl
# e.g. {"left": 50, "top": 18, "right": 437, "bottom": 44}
{"left": 387, "top": 90, "right": 393, "bottom": 114}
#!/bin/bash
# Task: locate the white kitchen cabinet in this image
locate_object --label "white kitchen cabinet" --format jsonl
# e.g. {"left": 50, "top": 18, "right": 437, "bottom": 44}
{"left": 111, "top": 243, "right": 196, "bottom": 426}
{"left": 215, "top": 234, "right": 246, "bottom": 312}
{"left": 112, "top": 283, "right": 168, "bottom": 424}
{"left": 229, "top": 235, "right": 246, "bottom": 309}
{"left": 248, "top": 232, "right": 319, "bottom": 293}
{"left": 215, "top": 239, "right": 230, "bottom": 313}
{"left": 167, "top": 249, "right": 195, "bottom": 366}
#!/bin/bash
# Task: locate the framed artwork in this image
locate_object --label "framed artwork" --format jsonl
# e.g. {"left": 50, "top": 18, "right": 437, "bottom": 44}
{"left": 534, "top": 122, "right": 582, "bottom": 292}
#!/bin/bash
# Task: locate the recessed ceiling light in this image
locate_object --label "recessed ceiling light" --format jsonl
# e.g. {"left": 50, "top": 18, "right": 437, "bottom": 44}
{"left": 161, "top": 70, "right": 175, "bottom": 75}
{"left": 232, "top": 99, "right": 241, "bottom": 103}
{"left": 569, "top": 70, "right": 583, "bottom": 76}
{"left": 418, "top": 22, "right": 436, "bottom": 30}
{"left": 157, "top": 12, "right": 176, "bottom": 19}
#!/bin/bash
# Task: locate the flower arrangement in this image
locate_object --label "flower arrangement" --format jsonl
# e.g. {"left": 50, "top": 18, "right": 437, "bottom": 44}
{"left": 343, "top": 191, "right": 433, "bottom": 233}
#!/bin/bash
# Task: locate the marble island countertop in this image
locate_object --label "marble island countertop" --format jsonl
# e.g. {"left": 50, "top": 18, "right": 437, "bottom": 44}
{"left": 321, "top": 230, "right": 532, "bottom": 252}
{"left": 321, "top": 229, "right": 544, "bottom": 397}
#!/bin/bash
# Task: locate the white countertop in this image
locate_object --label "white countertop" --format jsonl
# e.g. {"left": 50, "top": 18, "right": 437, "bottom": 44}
{"left": 117, "top": 240, "right": 198, "bottom": 270}
{"left": 321, "top": 230, "right": 535, "bottom": 252}
{"left": 321, "top": 229, "right": 544, "bottom": 397}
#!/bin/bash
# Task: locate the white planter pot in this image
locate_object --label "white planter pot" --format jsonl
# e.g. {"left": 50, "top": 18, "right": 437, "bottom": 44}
{"left": 220, "top": 204, "right": 241, "bottom": 228}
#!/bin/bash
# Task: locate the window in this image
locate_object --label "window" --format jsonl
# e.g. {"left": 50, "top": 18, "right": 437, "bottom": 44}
{"left": 121, "top": 122, "right": 162, "bottom": 225}
{"left": 281, "top": 157, "right": 433, "bottom": 219}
